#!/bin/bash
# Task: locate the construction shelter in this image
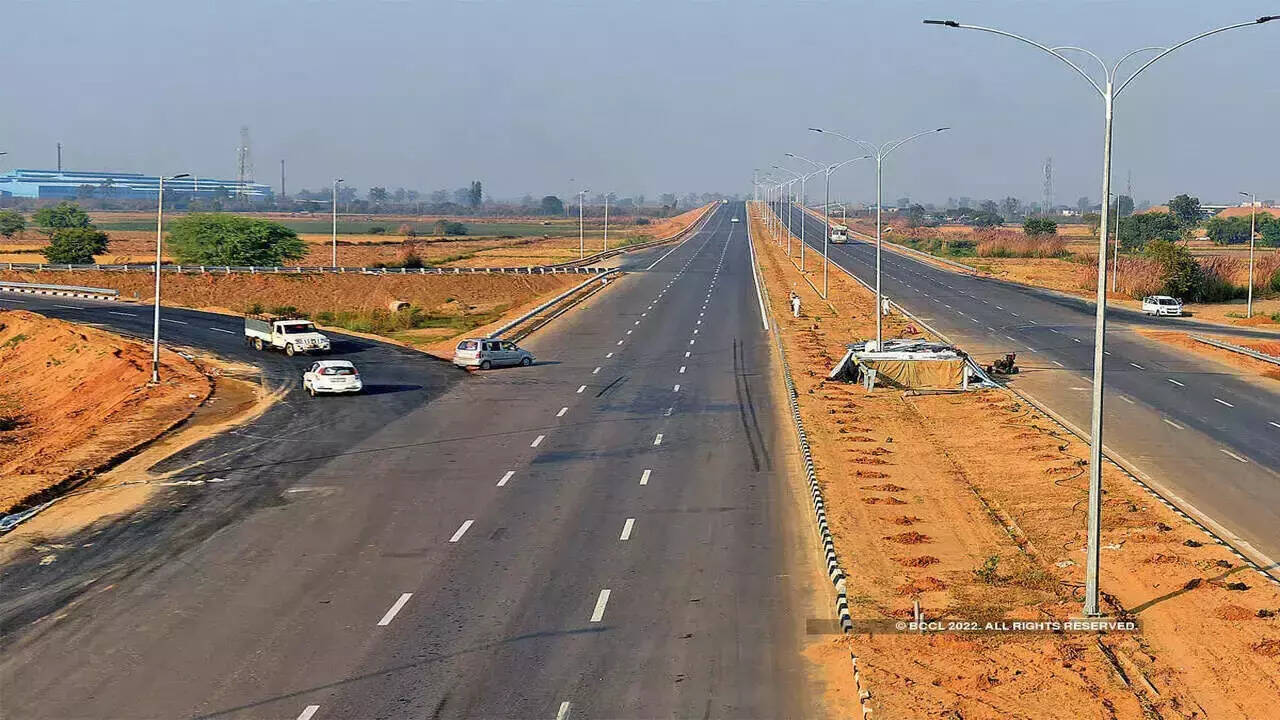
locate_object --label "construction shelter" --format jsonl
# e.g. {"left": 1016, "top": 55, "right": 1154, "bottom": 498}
{"left": 828, "top": 339, "right": 996, "bottom": 391}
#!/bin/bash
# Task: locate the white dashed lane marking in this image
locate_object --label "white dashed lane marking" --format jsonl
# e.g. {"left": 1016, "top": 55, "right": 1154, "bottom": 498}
{"left": 1167, "top": 378, "right": 1185, "bottom": 387}
{"left": 619, "top": 518, "right": 635, "bottom": 541}
{"left": 449, "top": 520, "right": 474, "bottom": 543}
{"left": 654, "top": 433, "right": 663, "bottom": 446}
{"left": 376, "top": 593, "right": 413, "bottom": 626}
{"left": 590, "top": 589, "right": 611, "bottom": 622}
{"left": 1214, "top": 398, "right": 1234, "bottom": 408}
{"left": 556, "top": 407, "right": 568, "bottom": 417}
{"left": 498, "top": 471, "right": 514, "bottom": 487}
{"left": 297, "top": 706, "right": 320, "bottom": 720}
{"left": 531, "top": 435, "right": 545, "bottom": 448}
{"left": 577, "top": 385, "right": 586, "bottom": 393}
{"left": 640, "top": 469, "right": 651, "bottom": 485}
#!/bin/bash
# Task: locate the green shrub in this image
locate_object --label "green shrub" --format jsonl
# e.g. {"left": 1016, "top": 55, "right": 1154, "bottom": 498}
{"left": 635, "top": 217, "right": 650, "bottom": 225}
{"left": 0, "top": 209, "right": 25, "bottom": 238}
{"left": 167, "top": 213, "right": 305, "bottom": 266}
{"left": 1022, "top": 217, "right": 1058, "bottom": 237}
{"left": 42, "top": 227, "right": 109, "bottom": 263}
{"left": 368, "top": 226, "right": 387, "bottom": 235}
{"left": 32, "top": 202, "right": 91, "bottom": 229}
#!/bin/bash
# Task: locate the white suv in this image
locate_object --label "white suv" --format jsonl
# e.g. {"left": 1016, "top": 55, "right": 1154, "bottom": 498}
{"left": 1142, "top": 295, "right": 1183, "bottom": 316}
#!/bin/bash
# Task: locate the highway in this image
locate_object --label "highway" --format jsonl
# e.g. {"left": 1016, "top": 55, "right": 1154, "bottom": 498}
{"left": 771, "top": 201, "right": 1280, "bottom": 577}
{"left": 0, "top": 203, "right": 830, "bottom": 718}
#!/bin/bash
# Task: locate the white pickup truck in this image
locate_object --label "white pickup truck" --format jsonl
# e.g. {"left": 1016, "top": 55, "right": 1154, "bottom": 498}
{"left": 244, "top": 314, "right": 331, "bottom": 356}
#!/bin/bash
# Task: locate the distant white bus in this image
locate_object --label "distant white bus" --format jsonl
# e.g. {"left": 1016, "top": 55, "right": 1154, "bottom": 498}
{"left": 830, "top": 224, "right": 849, "bottom": 243}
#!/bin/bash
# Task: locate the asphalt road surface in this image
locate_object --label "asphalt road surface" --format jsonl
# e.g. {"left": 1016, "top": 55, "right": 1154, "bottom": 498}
{"left": 0, "top": 202, "right": 831, "bottom": 719}
{"left": 771, "top": 201, "right": 1280, "bottom": 576}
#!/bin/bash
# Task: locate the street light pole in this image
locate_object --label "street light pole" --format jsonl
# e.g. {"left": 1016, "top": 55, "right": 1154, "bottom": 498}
{"left": 811, "top": 127, "right": 949, "bottom": 345}
{"left": 1241, "top": 191, "right": 1257, "bottom": 318}
{"left": 578, "top": 189, "right": 590, "bottom": 259}
{"left": 331, "top": 178, "right": 344, "bottom": 268}
{"left": 604, "top": 193, "right": 609, "bottom": 252}
{"left": 788, "top": 153, "right": 871, "bottom": 299}
{"left": 925, "top": 13, "right": 1277, "bottom": 617}
{"left": 152, "top": 173, "right": 190, "bottom": 384}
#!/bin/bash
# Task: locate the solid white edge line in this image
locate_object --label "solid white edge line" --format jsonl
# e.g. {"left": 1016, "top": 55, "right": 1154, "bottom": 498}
{"left": 743, "top": 213, "right": 770, "bottom": 331}
{"left": 449, "top": 520, "right": 474, "bottom": 543}
{"left": 297, "top": 705, "right": 320, "bottom": 720}
{"left": 376, "top": 593, "right": 413, "bottom": 626}
{"left": 590, "top": 589, "right": 611, "bottom": 622}
{"left": 1220, "top": 448, "right": 1248, "bottom": 463}
{"left": 619, "top": 518, "right": 635, "bottom": 541}
{"left": 498, "top": 471, "right": 514, "bottom": 486}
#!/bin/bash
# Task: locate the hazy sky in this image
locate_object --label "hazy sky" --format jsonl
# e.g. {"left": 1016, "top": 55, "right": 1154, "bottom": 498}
{"left": 2, "top": 1, "right": 1277, "bottom": 207}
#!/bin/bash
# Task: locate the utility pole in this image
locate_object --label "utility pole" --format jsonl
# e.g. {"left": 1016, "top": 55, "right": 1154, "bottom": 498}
{"left": 57, "top": 142, "right": 62, "bottom": 172}
{"left": 280, "top": 159, "right": 286, "bottom": 199}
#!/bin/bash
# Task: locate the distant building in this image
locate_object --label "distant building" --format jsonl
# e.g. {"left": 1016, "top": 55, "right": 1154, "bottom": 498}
{"left": 0, "top": 169, "right": 272, "bottom": 200}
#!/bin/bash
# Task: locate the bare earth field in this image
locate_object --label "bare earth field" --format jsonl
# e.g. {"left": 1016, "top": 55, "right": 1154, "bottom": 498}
{"left": 0, "top": 269, "right": 581, "bottom": 350}
{"left": 749, "top": 208, "right": 1280, "bottom": 719}
{"left": 0, "top": 310, "right": 210, "bottom": 514}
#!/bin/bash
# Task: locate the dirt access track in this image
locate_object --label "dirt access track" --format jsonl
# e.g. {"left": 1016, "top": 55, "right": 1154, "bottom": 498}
{"left": 748, "top": 207, "right": 1280, "bottom": 719}
{"left": 0, "top": 310, "right": 210, "bottom": 516}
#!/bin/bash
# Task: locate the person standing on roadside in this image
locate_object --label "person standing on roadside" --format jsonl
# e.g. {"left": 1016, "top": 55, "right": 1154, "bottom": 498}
{"left": 790, "top": 291, "right": 801, "bottom": 318}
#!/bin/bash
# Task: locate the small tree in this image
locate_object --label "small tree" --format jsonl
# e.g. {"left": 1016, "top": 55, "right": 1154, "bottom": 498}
{"left": 468, "top": 181, "right": 482, "bottom": 208}
{"left": 972, "top": 211, "right": 1003, "bottom": 228}
{"left": 1117, "top": 212, "right": 1183, "bottom": 251}
{"left": 1145, "top": 239, "right": 1201, "bottom": 299}
{"left": 0, "top": 210, "right": 25, "bottom": 238}
{"left": 1205, "top": 215, "right": 1253, "bottom": 245}
{"left": 1082, "top": 212, "right": 1102, "bottom": 235}
{"left": 1259, "top": 216, "right": 1280, "bottom": 248}
{"left": 539, "top": 195, "right": 565, "bottom": 215}
{"left": 32, "top": 202, "right": 91, "bottom": 229}
{"left": 167, "top": 213, "right": 305, "bottom": 266}
{"left": 433, "top": 219, "right": 468, "bottom": 236}
{"left": 1022, "top": 217, "right": 1058, "bottom": 237}
{"left": 1168, "top": 194, "right": 1202, "bottom": 227}
{"left": 42, "top": 227, "right": 109, "bottom": 263}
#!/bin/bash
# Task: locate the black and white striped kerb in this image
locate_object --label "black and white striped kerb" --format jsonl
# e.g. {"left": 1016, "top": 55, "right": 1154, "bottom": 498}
{"left": 0, "top": 284, "right": 117, "bottom": 301}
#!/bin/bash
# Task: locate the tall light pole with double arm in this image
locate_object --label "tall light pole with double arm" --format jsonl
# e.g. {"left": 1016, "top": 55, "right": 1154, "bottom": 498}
{"left": 924, "top": 13, "right": 1278, "bottom": 617}
{"left": 772, "top": 166, "right": 804, "bottom": 266}
{"left": 810, "top": 126, "right": 949, "bottom": 344}
{"left": 577, "top": 189, "right": 590, "bottom": 259}
{"left": 787, "top": 153, "right": 872, "bottom": 298}
{"left": 152, "top": 173, "right": 190, "bottom": 384}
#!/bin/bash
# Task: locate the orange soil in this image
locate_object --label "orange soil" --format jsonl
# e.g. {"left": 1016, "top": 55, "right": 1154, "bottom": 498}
{"left": 750, "top": 205, "right": 1280, "bottom": 719}
{"left": 0, "top": 310, "right": 209, "bottom": 513}
{"left": 1137, "top": 331, "right": 1280, "bottom": 382}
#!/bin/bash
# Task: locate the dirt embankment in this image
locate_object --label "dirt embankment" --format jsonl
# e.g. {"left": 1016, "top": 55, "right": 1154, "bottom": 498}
{"left": 0, "top": 270, "right": 581, "bottom": 349}
{"left": 749, "top": 206, "right": 1280, "bottom": 719}
{"left": 0, "top": 310, "right": 210, "bottom": 514}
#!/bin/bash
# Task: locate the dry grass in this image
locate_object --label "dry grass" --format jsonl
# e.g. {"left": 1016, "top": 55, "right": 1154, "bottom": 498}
{"left": 975, "top": 229, "right": 1068, "bottom": 258}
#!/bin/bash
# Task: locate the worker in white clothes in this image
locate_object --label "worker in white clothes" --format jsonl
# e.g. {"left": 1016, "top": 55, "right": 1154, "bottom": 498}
{"left": 790, "top": 291, "right": 801, "bottom": 318}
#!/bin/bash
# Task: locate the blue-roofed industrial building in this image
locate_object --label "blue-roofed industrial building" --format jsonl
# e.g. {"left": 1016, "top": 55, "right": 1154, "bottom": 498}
{"left": 0, "top": 170, "right": 273, "bottom": 200}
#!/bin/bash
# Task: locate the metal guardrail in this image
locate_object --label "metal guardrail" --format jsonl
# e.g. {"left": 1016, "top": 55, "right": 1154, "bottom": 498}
{"left": 552, "top": 202, "right": 718, "bottom": 268}
{"left": 486, "top": 271, "right": 621, "bottom": 339}
{"left": 1191, "top": 334, "right": 1280, "bottom": 366}
{"left": 0, "top": 262, "right": 607, "bottom": 276}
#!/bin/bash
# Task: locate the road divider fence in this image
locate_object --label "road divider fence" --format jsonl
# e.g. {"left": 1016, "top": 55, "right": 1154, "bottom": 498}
{"left": 1191, "top": 334, "right": 1280, "bottom": 366}
{"left": 0, "top": 262, "right": 608, "bottom": 277}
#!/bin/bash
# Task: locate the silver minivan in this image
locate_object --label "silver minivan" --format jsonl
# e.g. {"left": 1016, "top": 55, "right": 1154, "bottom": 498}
{"left": 454, "top": 338, "right": 534, "bottom": 369}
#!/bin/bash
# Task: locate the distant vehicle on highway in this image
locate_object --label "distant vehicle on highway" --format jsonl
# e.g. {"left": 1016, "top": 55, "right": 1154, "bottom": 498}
{"left": 830, "top": 224, "right": 849, "bottom": 243}
{"left": 302, "top": 359, "right": 362, "bottom": 396}
{"left": 731, "top": 217, "right": 740, "bottom": 223}
{"left": 453, "top": 338, "right": 534, "bottom": 370}
{"left": 244, "top": 314, "right": 331, "bottom": 356}
{"left": 1142, "top": 295, "right": 1184, "bottom": 316}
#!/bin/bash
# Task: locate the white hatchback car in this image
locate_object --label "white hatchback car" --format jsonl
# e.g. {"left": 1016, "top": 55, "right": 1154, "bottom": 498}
{"left": 302, "top": 359, "right": 363, "bottom": 396}
{"left": 1141, "top": 295, "right": 1183, "bottom": 316}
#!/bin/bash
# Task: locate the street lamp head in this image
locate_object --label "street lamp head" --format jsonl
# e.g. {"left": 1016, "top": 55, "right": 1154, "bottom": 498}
{"left": 936, "top": 127, "right": 951, "bottom": 132}
{"left": 923, "top": 19, "right": 960, "bottom": 27}
{"left": 335, "top": 178, "right": 344, "bottom": 183}
{"left": 1257, "top": 15, "right": 1277, "bottom": 23}
{"left": 1240, "top": 191, "right": 1252, "bottom": 197}
{"left": 808, "top": 127, "right": 824, "bottom": 133}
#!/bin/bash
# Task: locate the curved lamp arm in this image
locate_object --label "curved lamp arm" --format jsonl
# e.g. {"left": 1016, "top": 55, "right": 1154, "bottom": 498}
{"left": 1116, "top": 17, "right": 1275, "bottom": 95}
{"left": 924, "top": 20, "right": 1105, "bottom": 97}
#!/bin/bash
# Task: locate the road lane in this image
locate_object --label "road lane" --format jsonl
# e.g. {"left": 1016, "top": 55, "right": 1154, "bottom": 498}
{"left": 2, "top": 202, "right": 829, "bottom": 718}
